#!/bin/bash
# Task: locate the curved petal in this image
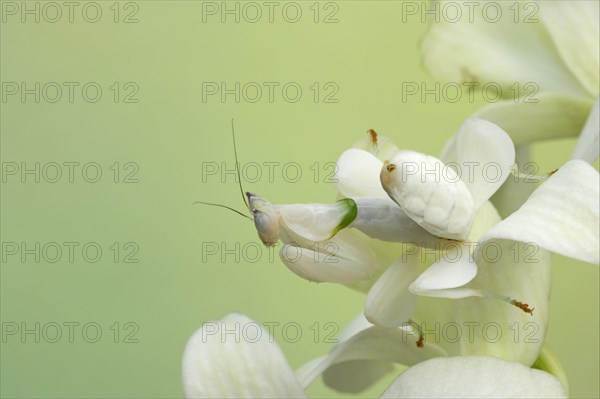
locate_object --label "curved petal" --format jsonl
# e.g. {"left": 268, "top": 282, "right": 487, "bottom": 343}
{"left": 480, "top": 160, "right": 600, "bottom": 265}
{"left": 490, "top": 177, "right": 537, "bottom": 219}
{"left": 454, "top": 119, "right": 515, "bottom": 208}
{"left": 345, "top": 235, "right": 414, "bottom": 294}
{"left": 278, "top": 229, "right": 377, "bottom": 284}
{"left": 351, "top": 130, "right": 399, "bottom": 162}
{"left": 533, "top": 346, "right": 570, "bottom": 396}
{"left": 539, "top": 1, "right": 600, "bottom": 97}
{"left": 294, "top": 314, "right": 395, "bottom": 393}
{"left": 182, "top": 313, "right": 305, "bottom": 398}
{"left": 337, "top": 313, "right": 374, "bottom": 342}
{"left": 295, "top": 326, "right": 448, "bottom": 390}
{"left": 335, "top": 149, "right": 386, "bottom": 198}
{"left": 410, "top": 200, "right": 502, "bottom": 296}
{"left": 420, "top": 1, "right": 588, "bottom": 96}
{"left": 473, "top": 93, "right": 593, "bottom": 146}
{"left": 381, "top": 356, "right": 566, "bottom": 398}
{"left": 413, "top": 220, "right": 551, "bottom": 365}
{"left": 365, "top": 255, "right": 420, "bottom": 328}
{"left": 322, "top": 360, "right": 395, "bottom": 394}
{"left": 572, "top": 97, "right": 600, "bottom": 164}
{"left": 409, "top": 243, "right": 477, "bottom": 293}
{"left": 490, "top": 145, "right": 538, "bottom": 218}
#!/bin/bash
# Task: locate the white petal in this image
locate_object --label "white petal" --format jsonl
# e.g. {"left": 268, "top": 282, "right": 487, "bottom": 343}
{"left": 322, "top": 360, "right": 395, "bottom": 393}
{"left": 481, "top": 159, "right": 600, "bottom": 265}
{"left": 335, "top": 149, "right": 387, "bottom": 198}
{"left": 410, "top": 286, "right": 485, "bottom": 299}
{"left": 411, "top": 202, "right": 551, "bottom": 365}
{"left": 337, "top": 313, "right": 374, "bottom": 342}
{"left": 411, "top": 200, "right": 502, "bottom": 296}
{"left": 277, "top": 199, "right": 356, "bottom": 242}
{"left": 453, "top": 119, "right": 516, "bottom": 209}
{"left": 182, "top": 313, "right": 305, "bottom": 398}
{"left": 490, "top": 145, "right": 538, "bottom": 218}
{"left": 467, "top": 200, "right": 503, "bottom": 243}
{"left": 413, "top": 240, "right": 551, "bottom": 365}
{"left": 345, "top": 236, "right": 412, "bottom": 294}
{"left": 278, "top": 229, "right": 376, "bottom": 284}
{"left": 420, "top": 1, "right": 588, "bottom": 96}
{"left": 572, "top": 97, "right": 600, "bottom": 163}
{"left": 365, "top": 255, "right": 420, "bottom": 328}
{"left": 351, "top": 197, "right": 445, "bottom": 248}
{"left": 409, "top": 244, "right": 477, "bottom": 294}
{"left": 295, "top": 326, "right": 448, "bottom": 390}
{"left": 381, "top": 150, "right": 475, "bottom": 240}
{"left": 539, "top": 1, "right": 600, "bottom": 97}
{"left": 351, "top": 130, "right": 399, "bottom": 162}
{"left": 381, "top": 356, "right": 566, "bottom": 398}
{"left": 474, "top": 93, "right": 594, "bottom": 146}
{"left": 533, "top": 346, "right": 570, "bottom": 395}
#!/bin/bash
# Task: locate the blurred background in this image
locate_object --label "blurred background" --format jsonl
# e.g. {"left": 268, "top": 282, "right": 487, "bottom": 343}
{"left": 1, "top": 1, "right": 598, "bottom": 397}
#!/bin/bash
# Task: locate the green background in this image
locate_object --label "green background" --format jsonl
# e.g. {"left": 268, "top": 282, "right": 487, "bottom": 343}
{"left": 1, "top": 1, "right": 598, "bottom": 397}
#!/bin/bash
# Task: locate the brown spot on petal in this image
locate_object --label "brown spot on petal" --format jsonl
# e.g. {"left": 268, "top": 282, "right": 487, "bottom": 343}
{"left": 512, "top": 300, "right": 534, "bottom": 315}
{"left": 368, "top": 129, "right": 378, "bottom": 145}
{"left": 386, "top": 163, "right": 396, "bottom": 173}
{"left": 416, "top": 334, "right": 425, "bottom": 348}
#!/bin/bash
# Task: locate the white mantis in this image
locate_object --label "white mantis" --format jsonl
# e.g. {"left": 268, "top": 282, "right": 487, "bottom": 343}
{"left": 195, "top": 120, "right": 359, "bottom": 248}
{"left": 197, "top": 120, "right": 549, "bottom": 328}
{"left": 196, "top": 119, "right": 503, "bottom": 255}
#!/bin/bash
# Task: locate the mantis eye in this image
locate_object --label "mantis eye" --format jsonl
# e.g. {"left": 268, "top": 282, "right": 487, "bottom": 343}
{"left": 252, "top": 209, "right": 280, "bottom": 247}
{"left": 247, "top": 192, "right": 280, "bottom": 247}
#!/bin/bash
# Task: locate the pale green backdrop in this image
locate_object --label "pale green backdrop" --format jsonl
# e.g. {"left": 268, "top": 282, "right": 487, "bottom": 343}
{"left": 1, "top": 1, "right": 598, "bottom": 398}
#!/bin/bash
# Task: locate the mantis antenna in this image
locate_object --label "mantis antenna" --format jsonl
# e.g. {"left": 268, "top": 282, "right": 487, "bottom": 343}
{"left": 192, "top": 201, "right": 251, "bottom": 220}
{"left": 231, "top": 118, "right": 249, "bottom": 209}
{"left": 193, "top": 119, "right": 251, "bottom": 220}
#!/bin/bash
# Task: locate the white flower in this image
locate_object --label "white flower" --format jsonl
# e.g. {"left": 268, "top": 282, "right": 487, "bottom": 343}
{"left": 241, "top": 119, "right": 597, "bottom": 377}
{"left": 420, "top": 0, "right": 599, "bottom": 216}
{"left": 335, "top": 121, "right": 597, "bottom": 366}
{"left": 182, "top": 313, "right": 305, "bottom": 398}
{"left": 182, "top": 313, "right": 567, "bottom": 398}
{"left": 380, "top": 356, "right": 566, "bottom": 398}
{"left": 182, "top": 312, "right": 445, "bottom": 398}
{"left": 335, "top": 122, "right": 544, "bottom": 364}
{"left": 421, "top": 0, "right": 599, "bottom": 146}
